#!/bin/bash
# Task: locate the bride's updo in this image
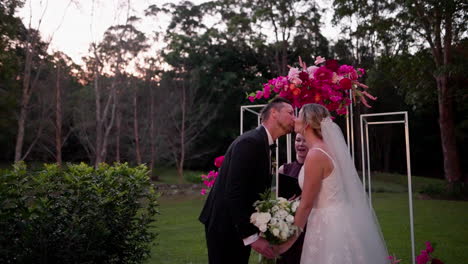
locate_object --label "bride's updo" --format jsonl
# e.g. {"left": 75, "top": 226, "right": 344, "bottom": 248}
{"left": 299, "top": 103, "right": 330, "bottom": 139}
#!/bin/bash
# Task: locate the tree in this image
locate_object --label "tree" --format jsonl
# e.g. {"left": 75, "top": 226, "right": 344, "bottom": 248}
{"left": 334, "top": 0, "right": 467, "bottom": 184}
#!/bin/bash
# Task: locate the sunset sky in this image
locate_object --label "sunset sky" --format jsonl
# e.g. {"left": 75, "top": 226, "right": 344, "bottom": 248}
{"left": 17, "top": 0, "right": 340, "bottom": 65}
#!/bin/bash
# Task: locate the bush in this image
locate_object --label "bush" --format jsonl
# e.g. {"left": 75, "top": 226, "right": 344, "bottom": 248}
{"left": 0, "top": 162, "right": 159, "bottom": 264}
{"left": 184, "top": 170, "right": 204, "bottom": 184}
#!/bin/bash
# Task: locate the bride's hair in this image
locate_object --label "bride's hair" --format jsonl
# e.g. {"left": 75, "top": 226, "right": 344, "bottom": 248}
{"left": 300, "top": 103, "right": 330, "bottom": 139}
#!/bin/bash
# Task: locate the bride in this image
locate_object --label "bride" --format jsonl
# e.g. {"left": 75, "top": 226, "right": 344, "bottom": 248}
{"left": 278, "top": 103, "right": 388, "bottom": 263}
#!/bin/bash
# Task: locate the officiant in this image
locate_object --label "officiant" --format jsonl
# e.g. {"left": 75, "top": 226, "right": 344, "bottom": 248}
{"left": 277, "top": 133, "right": 308, "bottom": 264}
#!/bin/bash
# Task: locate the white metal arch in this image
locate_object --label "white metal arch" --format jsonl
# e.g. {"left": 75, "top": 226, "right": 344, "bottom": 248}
{"left": 360, "top": 111, "right": 415, "bottom": 264}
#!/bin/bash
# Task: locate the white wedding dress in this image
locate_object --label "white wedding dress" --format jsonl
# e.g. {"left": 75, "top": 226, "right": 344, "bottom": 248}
{"left": 297, "top": 118, "right": 388, "bottom": 264}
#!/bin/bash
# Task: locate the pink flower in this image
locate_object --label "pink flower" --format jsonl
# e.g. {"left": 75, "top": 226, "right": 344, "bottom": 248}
{"left": 248, "top": 96, "right": 255, "bottom": 102}
{"left": 255, "top": 90, "right": 263, "bottom": 99}
{"left": 425, "top": 241, "right": 434, "bottom": 253}
{"left": 314, "top": 56, "right": 326, "bottom": 65}
{"left": 339, "top": 78, "right": 352, "bottom": 90}
{"left": 306, "top": 66, "right": 319, "bottom": 79}
{"left": 336, "top": 107, "right": 348, "bottom": 115}
{"left": 214, "top": 156, "right": 224, "bottom": 168}
{"left": 357, "top": 68, "right": 365, "bottom": 76}
{"left": 362, "top": 91, "right": 377, "bottom": 100}
{"left": 416, "top": 250, "right": 429, "bottom": 264}
{"left": 330, "top": 95, "right": 342, "bottom": 102}
{"left": 200, "top": 189, "right": 207, "bottom": 195}
{"left": 314, "top": 67, "right": 333, "bottom": 81}
{"left": 325, "top": 59, "right": 339, "bottom": 72}
{"left": 288, "top": 67, "right": 300, "bottom": 79}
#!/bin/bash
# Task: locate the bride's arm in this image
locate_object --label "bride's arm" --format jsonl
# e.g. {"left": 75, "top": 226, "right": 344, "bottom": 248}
{"left": 293, "top": 152, "right": 324, "bottom": 230}
{"left": 277, "top": 152, "right": 324, "bottom": 254}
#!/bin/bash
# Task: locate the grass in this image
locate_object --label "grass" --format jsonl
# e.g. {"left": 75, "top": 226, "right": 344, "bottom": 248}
{"left": 152, "top": 167, "right": 205, "bottom": 185}
{"left": 147, "top": 186, "right": 468, "bottom": 264}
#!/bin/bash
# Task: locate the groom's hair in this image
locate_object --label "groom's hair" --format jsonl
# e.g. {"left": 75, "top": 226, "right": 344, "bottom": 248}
{"left": 260, "top": 97, "right": 292, "bottom": 122}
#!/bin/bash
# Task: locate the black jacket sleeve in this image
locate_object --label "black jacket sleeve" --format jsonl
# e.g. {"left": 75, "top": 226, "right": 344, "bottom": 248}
{"left": 225, "top": 137, "right": 267, "bottom": 240}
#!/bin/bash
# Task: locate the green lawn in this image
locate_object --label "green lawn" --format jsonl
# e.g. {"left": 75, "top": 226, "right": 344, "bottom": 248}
{"left": 147, "top": 192, "right": 468, "bottom": 264}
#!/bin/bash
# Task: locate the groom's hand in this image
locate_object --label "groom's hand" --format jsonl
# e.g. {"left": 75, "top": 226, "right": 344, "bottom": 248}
{"left": 251, "top": 237, "right": 276, "bottom": 259}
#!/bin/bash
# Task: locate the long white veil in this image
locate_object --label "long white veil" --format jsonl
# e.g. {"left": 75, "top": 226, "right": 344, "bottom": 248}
{"left": 320, "top": 117, "right": 388, "bottom": 262}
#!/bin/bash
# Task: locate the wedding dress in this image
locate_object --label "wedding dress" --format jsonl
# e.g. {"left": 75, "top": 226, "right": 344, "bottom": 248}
{"left": 298, "top": 118, "right": 388, "bottom": 264}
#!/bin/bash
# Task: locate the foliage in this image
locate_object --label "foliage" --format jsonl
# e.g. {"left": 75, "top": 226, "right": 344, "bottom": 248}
{"left": 0, "top": 162, "right": 159, "bottom": 264}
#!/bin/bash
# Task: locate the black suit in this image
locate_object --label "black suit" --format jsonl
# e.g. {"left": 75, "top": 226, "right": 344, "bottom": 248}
{"left": 199, "top": 126, "right": 272, "bottom": 264}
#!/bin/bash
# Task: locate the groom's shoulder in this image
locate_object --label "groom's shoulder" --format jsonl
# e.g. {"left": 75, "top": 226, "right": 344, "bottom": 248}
{"left": 234, "top": 127, "right": 264, "bottom": 144}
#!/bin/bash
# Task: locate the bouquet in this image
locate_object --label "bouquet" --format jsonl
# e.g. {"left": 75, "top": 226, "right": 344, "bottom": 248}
{"left": 250, "top": 190, "right": 300, "bottom": 263}
{"left": 247, "top": 56, "right": 376, "bottom": 115}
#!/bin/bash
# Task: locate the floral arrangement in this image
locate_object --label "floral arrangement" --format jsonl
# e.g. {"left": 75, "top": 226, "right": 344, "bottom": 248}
{"left": 388, "top": 241, "right": 444, "bottom": 264}
{"left": 200, "top": 155, "right": 224, "bottom": 195}
{"left": 250, "top": 190, "right": 300, "bottom": 263}
{"left": 247, "top": 56, "right": 376, "bottom": 115}
{"left": 415, "top": 241, "right": 444, "bottom": 264}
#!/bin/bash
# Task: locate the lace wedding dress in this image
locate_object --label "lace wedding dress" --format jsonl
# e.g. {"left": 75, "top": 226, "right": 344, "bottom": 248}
{"left": 297, "top": 118, "right": 388, "bottom": 264}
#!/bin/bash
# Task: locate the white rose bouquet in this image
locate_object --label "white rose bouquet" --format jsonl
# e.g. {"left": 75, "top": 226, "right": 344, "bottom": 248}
{"left": 250, "top": 190, "right": 300, "bottom": 263}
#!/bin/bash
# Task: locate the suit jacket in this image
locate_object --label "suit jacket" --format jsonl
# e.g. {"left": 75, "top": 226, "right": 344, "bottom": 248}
{"left": 199, "top": 126, "right": 272, "bottom": 240}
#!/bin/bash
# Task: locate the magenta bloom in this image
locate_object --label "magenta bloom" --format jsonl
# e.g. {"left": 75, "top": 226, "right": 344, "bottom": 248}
{"left": 338, "top": 65, "right": 354, "bottom": 75}
{"left": 214, "top": 156, "right": 224, "bottom": 168}
{"left": 336, "top": 107, "right": 348, "bottom": 115}
{"left": 339, "top": 78, "right": 352, "bottom": 90}
{"left": 200, "top": 189, "right": 207, "bottom": 195}
{"left": 325, "top": 59, "right": 339, "bottom": 72}
{"left": 424, "top": 241, "right": 434, "bottom": 253}
{"left": 314, "top": 67, "right": 333, "bottom": 81}
{"left": 248, "top": 96, "right": 255, "bottom": 102}
{"left": 416, "top": 250, "right": 429, "bottom": 264}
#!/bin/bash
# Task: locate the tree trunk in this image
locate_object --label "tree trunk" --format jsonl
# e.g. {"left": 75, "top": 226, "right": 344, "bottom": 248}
{"left": 14, "top": 39, "right": 33, "bottom": 162}
{"left": 178, "top": 82, "right": 186, "bottom": 184}
{"left": 55, "top": 64, "right": 62, "bottom": 167}
{"left": 149, "top": 85, "right": 158, "bottom": 180}
{"left": 115, "top": 107, "right": 121, "bottom": 163}
{"left": 133, "top": 85, "right": 142, "bottom": 164}
{"left": 94, "top": 64, "right": 103, "bottom": 167}
{"left": 436, "top": 75, "right": 462, "bottom": 184}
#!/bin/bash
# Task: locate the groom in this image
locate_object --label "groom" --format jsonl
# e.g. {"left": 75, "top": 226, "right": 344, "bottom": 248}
{"left": 199, "top": 97, "right": 295, "bottom": 264}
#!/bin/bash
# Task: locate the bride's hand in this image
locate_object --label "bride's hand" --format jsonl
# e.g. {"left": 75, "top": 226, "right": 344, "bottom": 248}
{"left": 277, "top": 235, "right": 298, "bottom": 254}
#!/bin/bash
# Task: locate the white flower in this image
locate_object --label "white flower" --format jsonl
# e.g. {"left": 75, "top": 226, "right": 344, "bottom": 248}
{"left": 292, "top": 201, "right": 300, "bottom": 212}
{"left": 280, "top": 231, "right": 288, "bottom": 240}
{"left": 276, "top": 209, "right": 288, "bottom": 218}
{"left": 286, "top": 215, "right": 294, "bottom": 223}
{"left": 270, "top": 217, "right": 278, "bottom": 225}
{"left": 279, "top": 221, "right": 289, "bottom": 234}
{"left": 250, "top": 212, "right": 259, "bottom": 225}
{"left": 259, "top": 224, "right": 268, "bottom": 233}
{"left": 272, "top": 228, "right": 280, "bottom": 237}
{"left": 272, "top": 205, "right": 279, "bottom": 212}
{"left": 256, "top": 212, "right": 271, "bottom": 225}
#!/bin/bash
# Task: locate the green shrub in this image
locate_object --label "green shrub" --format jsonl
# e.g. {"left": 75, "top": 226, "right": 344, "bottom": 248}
{"left": 0, "top": 162, "right": 159, "bottom": 264}
{"left": 184, "top": 170, "right": 204, "bottom": 184}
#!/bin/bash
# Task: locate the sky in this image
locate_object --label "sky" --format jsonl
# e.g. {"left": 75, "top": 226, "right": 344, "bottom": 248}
{"left": 17, "top": 0, "right": 340, "bottom": 65}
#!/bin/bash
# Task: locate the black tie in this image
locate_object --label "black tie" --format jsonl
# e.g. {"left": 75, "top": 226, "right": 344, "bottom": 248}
{"left": 269, "top": 143, "right": 277, "bottom": 152}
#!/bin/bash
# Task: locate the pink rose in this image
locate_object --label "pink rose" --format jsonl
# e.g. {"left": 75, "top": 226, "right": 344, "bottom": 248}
{"left": 200, "top": 189, "right": 207, "bottom": 195}
{"left": 248, "top": 96, "right": 255, "bottom": 102}
{"left": 214, "top": 156, "right": 224, "bottom": 168}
